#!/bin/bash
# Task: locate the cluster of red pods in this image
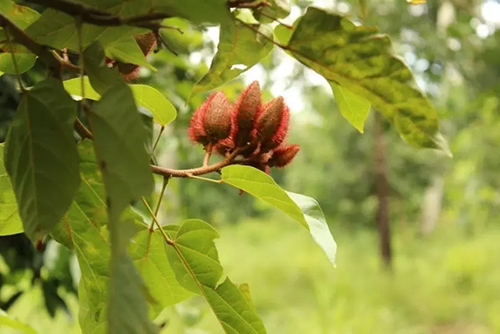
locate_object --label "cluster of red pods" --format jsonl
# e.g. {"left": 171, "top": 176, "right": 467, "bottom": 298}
{"left": 188, "top": 81, "right": 300, "bottom": 173}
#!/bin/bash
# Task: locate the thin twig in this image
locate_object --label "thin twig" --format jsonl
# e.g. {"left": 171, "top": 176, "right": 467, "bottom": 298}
{"left": 0, "top": 13, "right": 78, "bottom": 76}
{"left": 236, "top": 18, "right": 288, "bottom": 49}
{"left": 256, "top": 10, "right": 294, "bottom": 29}
{"left": 75, "top": 118, "right": 93, "bottom": 139}
{"left": 151, "top": 125, "right": 165, "bottom": 157}
{"left": 149, "top": 176, "right": 170, "bottom": 231}
{"left": 203, "top": 143, "right": 213, "bottom": 167}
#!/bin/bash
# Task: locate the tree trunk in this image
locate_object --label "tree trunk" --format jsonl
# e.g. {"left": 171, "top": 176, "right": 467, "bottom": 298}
{"left": 373, "top": 112, "right": 392, "bottom": 269}
{"left": 420, "top": 176, "right": 444, "bottom": 236}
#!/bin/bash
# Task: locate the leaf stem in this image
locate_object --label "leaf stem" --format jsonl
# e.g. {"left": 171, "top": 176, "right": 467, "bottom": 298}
{"left": 140, "top": 197, "right": 174, "bottom": 244}
{"left": 187, "top": 174, "right": 222, "bottom": 184}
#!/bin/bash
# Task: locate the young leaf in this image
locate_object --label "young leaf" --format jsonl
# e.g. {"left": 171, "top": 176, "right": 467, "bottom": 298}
{"left": 0, "top": 143, "right": 22, "bottom": 236}
{"left": 165, "top": 219, "right": 267, "bottom": 334}
{"left": 191, "top": 21, "right": 273, "bottom": 97}
{"left": 221, "top": 165, "right": 337, "bottom": 265}
{"left": 63, "top": 77, "right": 177, "bottom": 126}
{"left": 330, "top": 82, "right": 371, "bottom": 133}
{"left": 285, "top": 7, "right": 449, "bottom": 152}
{"left": 4, "top": 78, "right": 80, "bottom": 241}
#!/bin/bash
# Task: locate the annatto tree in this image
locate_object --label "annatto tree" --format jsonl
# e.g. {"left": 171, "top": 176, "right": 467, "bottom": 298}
{"left": 0, "top": 0, "right": 449, "bottom": 333}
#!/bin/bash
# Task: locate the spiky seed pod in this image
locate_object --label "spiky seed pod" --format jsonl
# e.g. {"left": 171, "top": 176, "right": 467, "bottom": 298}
{"left": 135, "top": 32, "right": 157, "bottom": 55}
{"left": 268, "top": 144, "right": 300, "bottom": 168}
{"left": 255, "top": 96, "right": 290, "bottom": 152}
{"left": 232, "top": 81, "right": 262, "bottom": 147}
{"left": 116, "top": 32, "right": 157, "bottom": 81}
{"left": 203, "top": 92, "right": 232, "bottom": 143}
{"left": 188, "top": 100, "right": 210, "bottom": 146}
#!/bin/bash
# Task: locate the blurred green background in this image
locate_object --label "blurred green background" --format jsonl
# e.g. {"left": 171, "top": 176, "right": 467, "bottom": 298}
{"left": 1, "top": 0, "right": 500, "bottom": 333}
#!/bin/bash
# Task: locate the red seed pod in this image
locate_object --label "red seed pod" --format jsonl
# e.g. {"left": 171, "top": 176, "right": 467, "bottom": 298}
{"left": 246, "top": 160, "right": 271, "bottom": 174}
{"left": 255, "top": 96, "right": 290, "bottom": 152}
{"left": 268, "top": 144, "right": 300, "bottom": 168}
{"left": 135, "top": 32, "right": 157, "bottom": 56}
{"left": 203, "top": 92, "right": 232, "bottom": 143}
{"left": 188, "top": 99, "right": 210, "bottom": 146}
{"left": 232, "top": 81, "right": 262, "bottom": 147}
{"left": 116, "top": 63, "right": 141, "bottom": 82}
{"left": 214, "top": 137, "right": 235, "bottom": 157}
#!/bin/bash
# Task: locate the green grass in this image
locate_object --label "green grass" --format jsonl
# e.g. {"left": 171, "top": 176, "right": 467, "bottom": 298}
{"left": 179, "top": 216, "right": 500, "bottom": 334}
{"left": 4, "top": 217, "right": 499, "bottom": 334}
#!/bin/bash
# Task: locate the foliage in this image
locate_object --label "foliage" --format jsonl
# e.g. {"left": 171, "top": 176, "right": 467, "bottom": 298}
{"left": 0, "top": 0, "right": 455, "bottom": 333}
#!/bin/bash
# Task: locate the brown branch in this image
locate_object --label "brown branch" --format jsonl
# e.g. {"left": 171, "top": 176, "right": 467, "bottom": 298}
{"left": 27, "top": 0, "right": 171, "bottom": 30}
{"left": 228, "top": 0, "right": 271, "bottom": 9}
{"left": 151, "top": 148, "right": 245, "bottom": 178}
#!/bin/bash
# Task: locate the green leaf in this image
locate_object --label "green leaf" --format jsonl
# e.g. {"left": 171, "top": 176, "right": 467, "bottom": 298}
{"left": 285, "top": 7, "right": 449, "bottom": 151}
{"left": 330, "top": 82, "right": 371, "bottom": 133}
{"left": 274, "top": 24, "right": 293, "bottom": 45}
{"left": 130, "top": 85, "right": 177, "bottom": 126}
{"left": 253, "top": 0, "right": 291, "bottom": 23}
{"left": 50, "top": 141, "right": 109, "bottom": 333}
{"left": 52, "top": 142, "right": 190, "bottom": 331}
{"left": 191, "top": 21, "right": 274, "bottom": 97}
{"left": 0, "top": 143, "right": 22, "bottom": 236}
{"left": 155, "top": 0, "right": 230, "bottom": 24}
{"left": 165, "top": 219, "right": 267, "bottom": 334}
{"left": 130, "top": 229, "right": 193, "bottom": 316}
{"left": 63, "top": 77, "right": 177, "bottom": 126}
{"left": 108, "top": 220, "right": 159, "bottom": 334}
{"left": 0, "top": 309, "right": 36, "bottom": 334}
{"left": 63, "top": 76, "right": 101, "bottom": 100}
{"left": 83, "top": 42, "right": 124, "bottom": 95}
{"left": 166, "top": 219, "right": 222, "bottom": 292}
{"left": 105, "top": 36, "right": 156, "bottom": 71}
{"left": 85, "top": 41, "right": 156, "bottom": 332}
{"left": 4, "top": 78, "right": 80, "bottom": 241}
{"left": 221, "top": 165, "right": 336, "bottom": 265}
{"left": 25, "top": 4, "right": 144, "bottom": 51}
{"left": 203, "top": 278, "right": 266, "bottom": 334}
{"left": 0, "top": 45, "right": 37, "bottom": 74}
{"left": 0, "top": 1, "right": 40, "bottom": 28}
